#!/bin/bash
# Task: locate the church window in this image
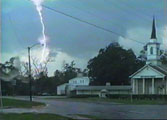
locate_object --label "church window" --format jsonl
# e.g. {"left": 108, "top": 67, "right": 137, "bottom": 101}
{"left": 150, "top": 47, "right": 153, "bottom": 54}
{"left": 157, "top": 48, "right": 159, "bottom": 55}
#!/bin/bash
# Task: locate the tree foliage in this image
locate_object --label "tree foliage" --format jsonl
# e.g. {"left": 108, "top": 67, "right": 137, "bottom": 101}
{"left": 87, "top": 43, "right": 145, "bottom": 85}
{"left": 33, "top": 61, "right": 84, "bottom": 95}
{"left": 0, "top": 57, "right": 20, "bottom": 81}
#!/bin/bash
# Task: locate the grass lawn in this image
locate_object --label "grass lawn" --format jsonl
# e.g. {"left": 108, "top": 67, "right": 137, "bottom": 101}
{"left": 53, "top": 97, "right": 167, "bottom": 105}
{"left": 0, "top": 113, "right": 73, "bottom": 120}
{"left": 2, "top": 98, "right": 45, "bottom": 108}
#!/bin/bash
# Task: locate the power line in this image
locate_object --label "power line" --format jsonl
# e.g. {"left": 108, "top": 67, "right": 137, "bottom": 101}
{"left": 42, "top": 5, "right": 145, "bottom": 45}
{"left": 61, "top": 2, "right": 127, "bottom": 33}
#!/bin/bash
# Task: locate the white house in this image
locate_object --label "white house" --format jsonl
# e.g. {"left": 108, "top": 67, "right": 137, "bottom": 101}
{"left": 57, "top": 74, "right": 90, "bottom": 95}
{"left": 57, "top": 83, "right": 68, "bottom": 95}
{"left": 68, "top": 76, "right": 90, "bottom": 91}
{"left": 130, "top": 18, "right": 167, "bottom": 95}
{"left": 57, "top": 74, "right": 131, "bottom": 97}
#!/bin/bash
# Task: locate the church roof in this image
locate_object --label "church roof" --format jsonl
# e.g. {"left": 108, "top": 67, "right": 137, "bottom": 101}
{"left": 130, "top": 64, "right": 167, "bottom": 78}
{"left": 151, "top": 17, "right": 157, "bottom": 39}
{"left": 150, "top": 65, "right": 167, "bottom": 75}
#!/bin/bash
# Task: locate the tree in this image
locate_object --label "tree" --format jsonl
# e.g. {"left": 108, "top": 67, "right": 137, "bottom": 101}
{"left": 54, "top": 61, "right": 79, "bottom": 85}
{"left": 87, "top": 42, "right": 145, "bottom": 85}
{"left": 0, "top": 57, "right": 21, "bottom": 95}
{"left": 160, "top": 50, "right": 167, "bottom": 65}
{"left": 0, "top": 57, "right": 20, "bottom": 81}
{"left": 138, "top": 50, "right": 147, "bottom": 61}
{"left": 31, "top": 57, "right": 51, "bottom": 77}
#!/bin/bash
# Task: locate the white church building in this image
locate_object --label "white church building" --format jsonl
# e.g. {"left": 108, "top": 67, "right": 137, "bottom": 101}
{"left": 130, "top": 18, "right": 167, "bottom": 95}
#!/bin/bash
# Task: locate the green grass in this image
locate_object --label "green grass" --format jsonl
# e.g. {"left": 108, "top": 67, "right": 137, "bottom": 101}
{"left": 52, "top": 97, "right": 167, "bottom": 105}
{"left": 2, "top": 98, "right": 45, "bottom": 108}
{"left": 0, "top": 113, "right": 73, "bottom": 120}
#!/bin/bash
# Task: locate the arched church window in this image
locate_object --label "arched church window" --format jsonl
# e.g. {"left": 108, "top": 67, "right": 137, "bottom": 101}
{"left": 150, "top": 47, "right": 153, "bottom": 55}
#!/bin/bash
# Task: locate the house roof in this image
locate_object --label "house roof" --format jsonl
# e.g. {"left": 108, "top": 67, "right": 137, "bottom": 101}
{"left": 75, "top": 85, "right": 131, "bottom": 91}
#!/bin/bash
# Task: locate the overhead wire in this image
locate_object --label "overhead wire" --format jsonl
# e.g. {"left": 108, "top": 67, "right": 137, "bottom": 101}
{"left": 60, "top": 2, "right": 128, "bottom": 34}
{"left": 42, "top": 5, "right": 145, "bottom": 45}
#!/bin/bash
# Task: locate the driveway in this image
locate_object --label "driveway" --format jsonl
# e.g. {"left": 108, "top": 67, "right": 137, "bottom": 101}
{"left": 1, "top": 96, "right": 167, "bottom": 119}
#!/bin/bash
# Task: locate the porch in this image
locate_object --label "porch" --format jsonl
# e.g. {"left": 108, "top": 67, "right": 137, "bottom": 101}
{"left": 132, "top": 77, "right": 167, "bottom": 95}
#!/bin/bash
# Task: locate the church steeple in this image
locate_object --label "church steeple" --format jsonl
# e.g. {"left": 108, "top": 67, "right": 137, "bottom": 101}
{"left": 151, "top": 17, "right": 157, "bottom": 39}
{"left": 146, "top": 16, "right": 161, "bottom": 65}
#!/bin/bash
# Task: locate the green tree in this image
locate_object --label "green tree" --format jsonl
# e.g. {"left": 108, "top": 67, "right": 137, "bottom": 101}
{"left": 87, "top": 43, "right": 145, "bottom": 85}
{"left": 0, "top": 57, "right": 20, "bottom": 95}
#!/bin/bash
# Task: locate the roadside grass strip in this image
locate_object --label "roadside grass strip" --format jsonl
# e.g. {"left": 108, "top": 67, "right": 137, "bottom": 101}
{"left": 2, "top": 98, "right": 45, "bottom": 108}
{"left": 0, "top": 113, "right": 73, "bottom": 120}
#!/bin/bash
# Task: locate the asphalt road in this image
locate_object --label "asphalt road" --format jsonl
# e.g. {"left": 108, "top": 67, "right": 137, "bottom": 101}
{"left": 2, "top": 96, "right": 167, "bottom": 119}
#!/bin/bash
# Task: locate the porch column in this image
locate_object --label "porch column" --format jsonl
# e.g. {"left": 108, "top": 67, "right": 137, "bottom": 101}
{"left": 163, "top": 77, "right": 165, "bottom": 95}
{"left": 132, "top": 79, "right": 135, "bottom": 94}
{"left": 143, "top": 78, "right": 145, "bottom": 94}
{"left": 152, "top": 78, "right": 155, "bottom": 94}
{"left": 136, "top": 79, "right": 138, "bottom": 94}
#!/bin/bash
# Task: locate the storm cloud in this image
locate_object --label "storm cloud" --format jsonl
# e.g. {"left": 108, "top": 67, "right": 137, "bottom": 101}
{"left": 1, "top": 0, "right": 166, "bottom": 76}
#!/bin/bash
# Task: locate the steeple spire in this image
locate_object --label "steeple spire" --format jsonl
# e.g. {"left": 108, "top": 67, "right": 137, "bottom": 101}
{"left": 151, "top": 17, "right": 157, "bottom": 39}
{"left": 146, "top": 16, "right": 161, "bottom": 65}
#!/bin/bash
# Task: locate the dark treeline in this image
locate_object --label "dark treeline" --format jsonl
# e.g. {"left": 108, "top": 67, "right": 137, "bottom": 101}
{"left": 1, "top": 61, "right": 87, "bottom": 96}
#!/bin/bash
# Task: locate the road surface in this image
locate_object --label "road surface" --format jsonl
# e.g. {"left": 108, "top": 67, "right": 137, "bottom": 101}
{"left": 1, "top": 96, "right": 167, "bottom": 119}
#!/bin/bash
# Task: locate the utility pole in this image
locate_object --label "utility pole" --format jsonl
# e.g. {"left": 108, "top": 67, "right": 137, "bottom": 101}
{"left": 28, "top": 47, "right": 32, "bottom": 102}
{"left": 27, "top": 43, "right": 41, "bottom": 102}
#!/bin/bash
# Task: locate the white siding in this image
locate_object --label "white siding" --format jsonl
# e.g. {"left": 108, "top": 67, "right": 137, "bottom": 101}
{"left": 57, "top": 83, "right": 68, "bottom": 95}
{"left": 69, "top": 77, "right": 90, "bottom": 86}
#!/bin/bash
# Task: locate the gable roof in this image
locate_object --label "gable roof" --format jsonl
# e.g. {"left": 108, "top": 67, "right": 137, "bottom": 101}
{"left": 130, "top": 64, "right": 167, "bottom": 78}
{"left": 150, "top": 65, "right": 167, "bottom": 76}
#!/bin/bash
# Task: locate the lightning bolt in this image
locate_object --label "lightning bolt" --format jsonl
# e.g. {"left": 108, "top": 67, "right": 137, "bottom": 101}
{"left": 31, "top": 0, "right": 49, "bottom": 63}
